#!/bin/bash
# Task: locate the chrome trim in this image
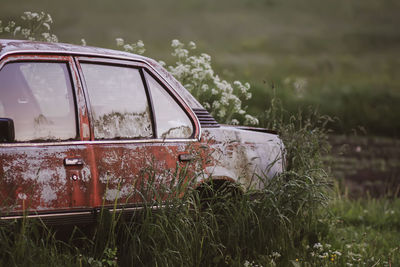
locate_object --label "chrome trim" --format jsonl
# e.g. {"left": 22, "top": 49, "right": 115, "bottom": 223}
{"left": 1, "top": 210, "right": 93, "bottom": 220}
{"left": 0, "top": 138, "right": 198, "bottom": 147}
{"left": 64, "top": 158, "right": 84, "bottom": 166}
{"left": 0, "top": 205, "right": 164, "bottom": 221}
{"left": 0, "top": 50, "right": 202, "bottom": 140}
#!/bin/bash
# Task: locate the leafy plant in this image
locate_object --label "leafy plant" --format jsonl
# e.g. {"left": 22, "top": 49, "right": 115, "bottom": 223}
{"left": 113, "top": 38, "right": 259, "bottom": 126}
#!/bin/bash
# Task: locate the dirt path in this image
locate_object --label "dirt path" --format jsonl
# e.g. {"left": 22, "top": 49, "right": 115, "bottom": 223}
{"left": 327, "top": 135, "right": 400, "bottom": 197}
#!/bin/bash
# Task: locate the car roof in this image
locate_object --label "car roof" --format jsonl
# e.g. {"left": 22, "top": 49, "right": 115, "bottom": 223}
{"left": 0, "top": 39, "right": 148, "bottom": 61}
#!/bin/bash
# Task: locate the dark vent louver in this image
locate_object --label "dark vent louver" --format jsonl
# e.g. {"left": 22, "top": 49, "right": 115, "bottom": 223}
{"left": 192, "top": 108, "right": 220, "bottom": 128}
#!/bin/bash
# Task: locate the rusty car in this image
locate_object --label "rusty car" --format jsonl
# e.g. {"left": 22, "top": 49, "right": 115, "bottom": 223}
{"left": 0, "top": 39, "right": 284, "bottom": 224}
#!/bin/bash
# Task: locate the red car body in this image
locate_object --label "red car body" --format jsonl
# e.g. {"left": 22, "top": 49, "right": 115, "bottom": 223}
{"left": 0, "top": 39, "right": 284, "bottom": 224}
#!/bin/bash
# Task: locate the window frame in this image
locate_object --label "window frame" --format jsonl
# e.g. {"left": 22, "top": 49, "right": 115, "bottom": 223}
{"left": 142, "top": 69, "right": 195, "bottom": 139}
{"left": 0, "top": 54, "right": 81, "bottom": 143}
{"left": 76, "top": 59, "right": 155, "bottom": 140}
{"left": 75, "top": 56, "right": 199, "bottom": 142}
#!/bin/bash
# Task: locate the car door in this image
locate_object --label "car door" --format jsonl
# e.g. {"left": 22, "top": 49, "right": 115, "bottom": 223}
{"left": 0, "top": 54, "right": 95, "bottom": 221}
{"left": 75, "top": 57, "right": 201, "bottom": 209}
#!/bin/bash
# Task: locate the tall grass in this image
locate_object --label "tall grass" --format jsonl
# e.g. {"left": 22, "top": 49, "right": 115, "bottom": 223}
{"left": 0, "top": 90, "right": 335, "bottom": 266}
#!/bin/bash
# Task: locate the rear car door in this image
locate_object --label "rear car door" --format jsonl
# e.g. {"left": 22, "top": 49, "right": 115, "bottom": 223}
{"left": 76, "top": 57, "right": 201, "bottom": 209}
{"left": 0, "top": 55, "right": 95, "bottom": 222}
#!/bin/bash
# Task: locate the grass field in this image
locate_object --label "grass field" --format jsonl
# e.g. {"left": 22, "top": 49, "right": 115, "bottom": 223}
{"left": 0, "top": 191, "right": 399, "bottom": 266}
{"left": 1, "top": 0, "right": 399, "bottom": 136}
{"left": 1, "top": 2, "right": 399, "bottom": 266}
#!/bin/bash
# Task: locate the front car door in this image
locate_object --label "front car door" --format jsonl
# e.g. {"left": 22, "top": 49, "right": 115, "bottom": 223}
{"left": 0, "top": 54, "right": 95, "bottom": 223}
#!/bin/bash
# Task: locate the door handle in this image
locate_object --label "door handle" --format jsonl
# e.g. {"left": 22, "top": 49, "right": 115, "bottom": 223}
{"left": 64, "top": 158, "right": 84, "bottom": 166}
{"left": 178, "top": 154, "right": 195, "bottom": 162}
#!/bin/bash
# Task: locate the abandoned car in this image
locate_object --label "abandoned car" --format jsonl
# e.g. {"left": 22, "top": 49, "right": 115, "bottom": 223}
{"left": 0, "top": 39, "right": 284, "bottom": 224}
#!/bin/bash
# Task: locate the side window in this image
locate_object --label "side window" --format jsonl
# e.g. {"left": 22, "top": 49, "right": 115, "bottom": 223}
{"left": 80, "top": 63, "right": 153, "bottom": 140}
{"left": 144, "top": 71, "right": 193, "bottom": 139}
{"left": 0, "top": 62, "right": 77, "bottom": 142}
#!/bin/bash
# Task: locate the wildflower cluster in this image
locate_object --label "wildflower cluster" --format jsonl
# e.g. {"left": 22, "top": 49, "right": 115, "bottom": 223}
{"left": 166, "top": 40, "right": 258, "bottom": 125}
{"left": 302, "top": 241, "right": 394, "bottom": 266}
{"left": 115, "top": 38, "right": 145, "bottom": 55}
{"left": 0, "top": 11, "right": 58, "bottom": 42}
{"left": 308, "top": 242, "right": 341, "bottom": 263}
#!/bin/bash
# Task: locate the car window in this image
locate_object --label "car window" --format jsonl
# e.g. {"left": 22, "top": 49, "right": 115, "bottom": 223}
{"left": 144, "top": 71, "right": 193, "bottom": 139}
{"left": 81, "top": 63, "right": 153, "bottom": 140}
{"left": 0, "top": 62, "right": 77, "bottom": 142}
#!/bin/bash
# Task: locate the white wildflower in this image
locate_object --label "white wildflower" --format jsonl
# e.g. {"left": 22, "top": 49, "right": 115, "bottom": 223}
{"left": 188, "top": 41, "right": 196, "bottom": 49}
{"left": 271, "top": 252, "right": 281, "bottom": 258}
{"left": 244, "top": 115, "right": 259, "bottom": 125}
{"left": 21, "top": 28, "right": 31, "bottom": 37}
{"left": 45, "top": 13, "right": 53, "bottom": 24}
{"left": 31, "top": 12, "right": 39, "bottom": 19}
{"left": 211, "top": 88, "right": 218, "bottom": 95}
{"left": 123, "top": 44, "right": 133, "bottom": 52}
{"left": 333, "top": 251, "right": 342, "bottom": 256}
{"left": 81, "top": 38, "right": 87, "bottom": 46}
{"left": 116, "top": 38, "right": 124, "bottom": 46}
{"left": 218, "top": 108, "right": 226, "bottom": 118}
{"left": 313, "top": 243, "right": 323, "bottom": 250}
{"left": 220, "top": 94, "right": 229, "bottom": 106}
{"left": 43, "top": 22, "right": 50, "bottom": 30}
{"left": 18, "top": 193, "right": 27, "bottom": 200}
{"left": 171, "top": 39, "right": 182, "bottom": 48}
{"left": 201, "top": 53, "right": 211, "bottom": 62}
{"left": 212, "top": 101, "right": 221, "bottom": 109}
{"left": 201, "top": 84, "right": 209, "bottom": 92}
{"left": 231, "top": 119, "right": 239, "bottom": 125}
{"left": 136, "top": 40, "right": 144, "bottom": 47}
{"left": 318, "top": 252, "right": 329, "bottom": 259}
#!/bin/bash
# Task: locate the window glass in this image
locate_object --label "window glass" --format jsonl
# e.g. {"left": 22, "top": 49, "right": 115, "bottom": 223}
{"left": 81, "top": 63, "right": 152, "bottom": 139}
{"left": 145, "top": 72, "right": 193, "bottom": 139}
{"left": 0, "top": 62, "right": 77, "bottom": 141}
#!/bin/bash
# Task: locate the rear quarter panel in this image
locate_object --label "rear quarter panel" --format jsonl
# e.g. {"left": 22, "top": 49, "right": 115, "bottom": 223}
{"left": 200, "top": 126, "right": 284, "bottom": 190}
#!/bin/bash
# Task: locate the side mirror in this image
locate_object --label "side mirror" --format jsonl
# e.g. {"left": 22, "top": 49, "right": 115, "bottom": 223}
{"left": 0, "top": 118, "right": 15, "bottom": 142}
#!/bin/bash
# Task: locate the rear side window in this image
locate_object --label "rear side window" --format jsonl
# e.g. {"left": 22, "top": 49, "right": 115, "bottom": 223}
{"left": 144, "top": 71, "right": 193, "bottom": 139}
{"left": 0, "top": 62, "right": 77, "bottom": 142}
{"left": 80, "top": 63, "right": 153, "bottom": 140}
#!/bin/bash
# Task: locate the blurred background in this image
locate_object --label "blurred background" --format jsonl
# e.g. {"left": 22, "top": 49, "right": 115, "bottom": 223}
{"left": 1, "top": 0, "right": 400, "bottom": 196}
